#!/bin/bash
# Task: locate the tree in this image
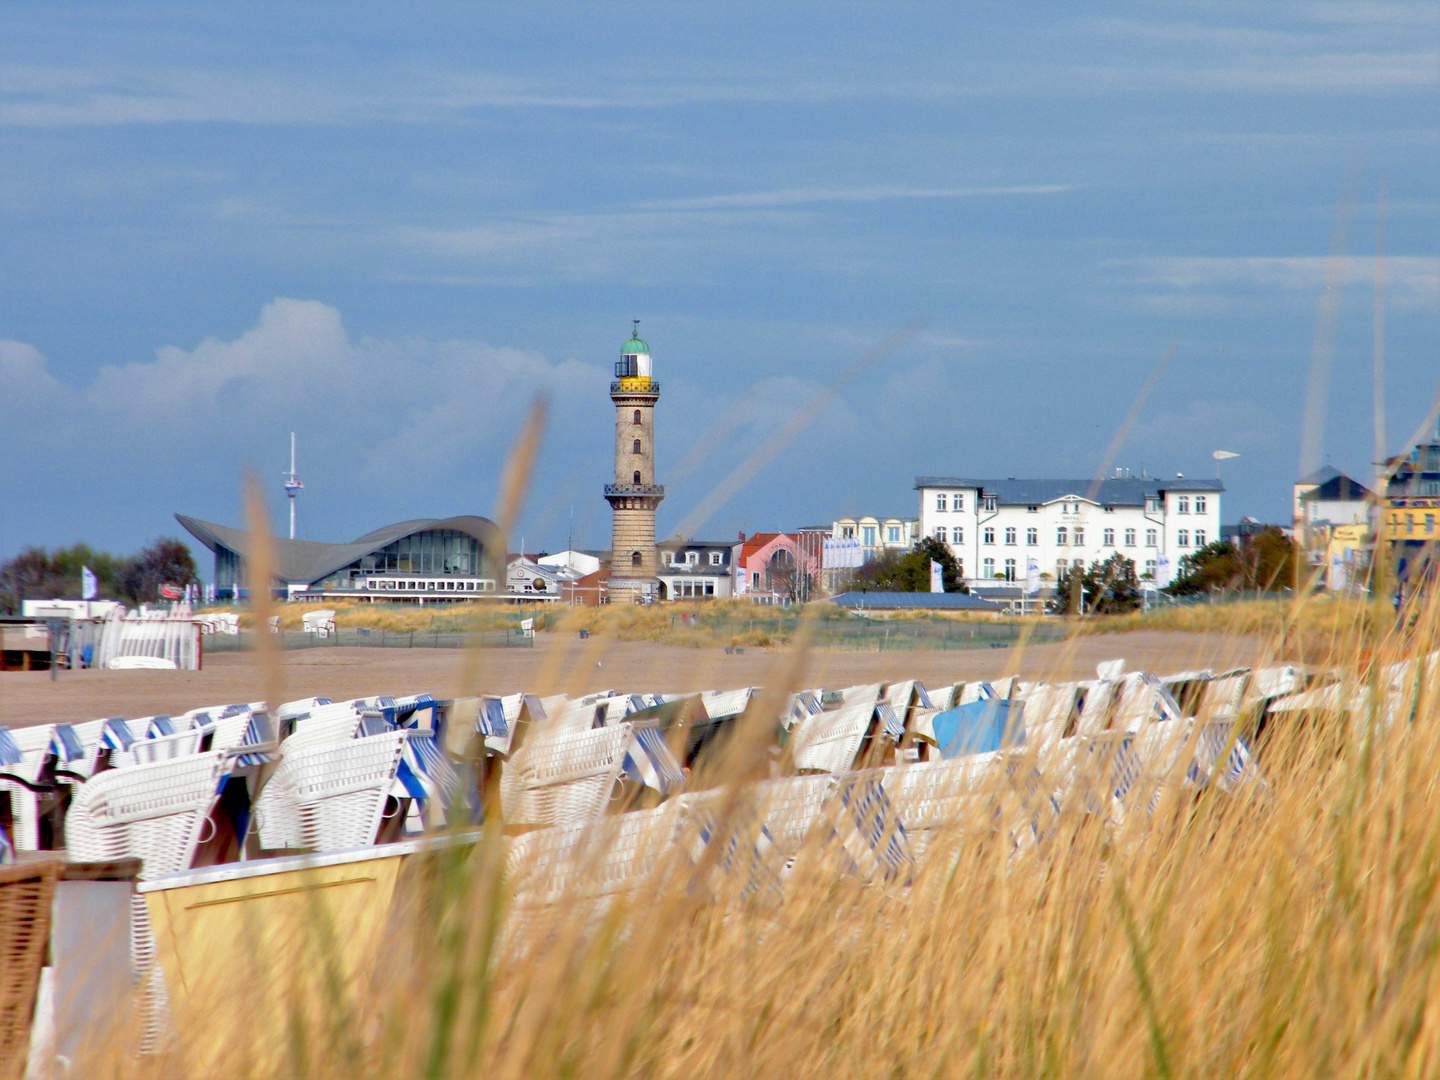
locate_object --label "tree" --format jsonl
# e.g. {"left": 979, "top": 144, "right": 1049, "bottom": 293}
{"left": 0, "top": 542, "right": 131, "bottom": 612}
{"left": 1051, "top": 553, "right": 1141, "bottom": 615}
{"left": 851, "top": 536, "right": 969, "bottom": 593}
{"left": 1167, "top": 528, "right": 1299, "bottom": 595}
{"left": 121, "top": 538, "right": 199, "bottom": 604}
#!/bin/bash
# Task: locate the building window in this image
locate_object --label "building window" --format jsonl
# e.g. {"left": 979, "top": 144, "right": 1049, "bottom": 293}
{"left": 1102, "top": 506, "right": 1114, "bottom": 514}
{"left": 956, "top": 560, "right": 965, "bottom": 577}
{"left": 936, "top": 494, "right": 947, "bottom": 512}
{"left": 1027, "top": 505, "right": 1038, "bottom": 513}
{"left": 981, "top": 496, "right": 997, "bottom": 513}
{"left": 633, "top": 470, "right": 642, "bottom": 484}
{"left": 1178, "top": 530, "right": 1190, "bottom": 547}
{"left": 1195, "top": 496, "right": 1206, "bottom": 514}
{"left": 983, "top": 527, "right": 995, "bottom": 545}
{"left": 633, "top": 409, "right": 642, "bottom": 425}
{"left": 1178, "top": 497, "right": 1190, "bottom": 514}
{"left": 863, "top": 526, "right": 876, "bottom": 546}
{"left": 705, "top": 582, "right": 715, "bottom": 595}
{"left": 1147, "top": 498, "right": 1161, "bottom": 513}
{"left": 983, "top": 557, "right": 995, "bottom": 578}
{"left": 1004, "top": 558, "right": 1016, "bottom": 581}
{"left": 1125, "top": 528, "right": 1136, "bottom": 546}
{"left": 1056, "top": 527, "right": 1068, "bottom": 546}
{"left": 1026, "top": 528, "right": 1038, "bottom": 545}
{"left": 887, "top": 526, "right": 900, "bottom": 543}
{"left": 1146, "top": 529, "right": 1157, "bottom": 547}
{"left": 1145, "top": 559, "right": 1157, "bottom": 577}
{"left": 1057, "top": 558, "right": 1067, "bottom": 574}
{"left": 752, "top": 572, "right": 760, "bottom": 587}
{"left": 953, "top": 527, "right": 964, "bottom": 544}
{"left": 841, "top": 525, "right": 855, "bottom": 539}
{"left": 1004, "top": 527, "right": 1017, "bottom": 545}
{"left": 632, "top": 439, "right": 642, "bottom": 454}
{"left": 1103, "top": 528, "right": 1114, "bottom": 546}
{"left": 935, "top": 526, "right": 947, "bottom": 543}
{"left": 1072, "top": 559, "right": 1084, "bottom": 572}
{"left": 710, "top": 551, "right": 722, "bottom": 565}
{"left": 686, "top": 551, "right": 698, "bottom": 565}
{"left": 1074, "top": 528, "right": 1085, "bottom": 546}
{"left": 631, "top": 551, "right": 642, "bottom": 567}
{"left": 954, "top": 494, "right": 964, "bottom": 511}
{"left": 1196, "top": 530, "right": 1207, "bottom": 547}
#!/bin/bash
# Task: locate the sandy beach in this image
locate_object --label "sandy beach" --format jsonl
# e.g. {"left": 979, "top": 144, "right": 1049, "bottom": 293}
{"left": 0, "top": 629, "right": 1272, "bottom": 727}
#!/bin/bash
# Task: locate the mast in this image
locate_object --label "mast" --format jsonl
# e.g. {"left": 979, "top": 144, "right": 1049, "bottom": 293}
{"left": 283, "top": 432, "right": 303, "bottom": 540}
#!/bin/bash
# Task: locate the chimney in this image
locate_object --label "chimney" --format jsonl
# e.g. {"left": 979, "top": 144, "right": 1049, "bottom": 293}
{"left": 738, "top": 531, "right": 746, "bottom": 542}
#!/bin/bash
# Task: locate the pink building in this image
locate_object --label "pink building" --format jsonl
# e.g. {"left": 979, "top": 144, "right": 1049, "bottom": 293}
{"left": 731, "top": 532, "right": 820, "bottom": 603}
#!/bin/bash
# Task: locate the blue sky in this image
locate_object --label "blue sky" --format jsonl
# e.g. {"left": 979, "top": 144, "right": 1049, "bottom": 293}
{"left": 1, "top": 3, "right": 1436, "bottom": 569}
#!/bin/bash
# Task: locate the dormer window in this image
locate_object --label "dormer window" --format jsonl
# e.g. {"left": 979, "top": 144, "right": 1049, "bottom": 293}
{"left": 710, "top": 551, "right": 722, "bottom": 566}
{"left": 686, "top": 551, "right": 698, "bottom": 565}
{"left": 1147, "top": 498, "right": 1161, "bottom": 513}
{"left": 980, "top": 496, "right": 997, "bottom": 513}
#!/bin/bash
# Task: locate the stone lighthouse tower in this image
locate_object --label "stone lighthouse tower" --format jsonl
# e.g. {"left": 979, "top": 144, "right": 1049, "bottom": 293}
{"left": 605, "top": 322, "right": 664, "bottom": 603}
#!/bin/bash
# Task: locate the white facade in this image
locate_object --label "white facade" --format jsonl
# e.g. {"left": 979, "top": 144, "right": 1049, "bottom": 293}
{"left": 538, "top": 549, "right": 603, "bottom": 577}
{"left": 831, "top": 516, "right": 916, "bottom": 562}
{"left": 915, "top": 477, "right": 1223, "bottom": 586}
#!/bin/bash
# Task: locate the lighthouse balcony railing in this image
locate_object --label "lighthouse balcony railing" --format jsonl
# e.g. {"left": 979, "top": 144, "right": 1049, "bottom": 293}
{"left": 605, "top": 483, "right": 666, "bottom": 498}
{"left": 610, "top": 380, "right": 660, "bottom": 395}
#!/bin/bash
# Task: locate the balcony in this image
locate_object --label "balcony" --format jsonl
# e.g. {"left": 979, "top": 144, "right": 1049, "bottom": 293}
{"left": 610, "top": 380, "right": 660, "bottom": 396}
{"left": 605, "top": 483, "right": 666, "bottom": 497}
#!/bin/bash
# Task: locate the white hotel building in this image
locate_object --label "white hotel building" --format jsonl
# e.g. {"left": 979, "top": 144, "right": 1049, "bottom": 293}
{"left": 915, "top": 475, "right": 1223, "bottom": 586}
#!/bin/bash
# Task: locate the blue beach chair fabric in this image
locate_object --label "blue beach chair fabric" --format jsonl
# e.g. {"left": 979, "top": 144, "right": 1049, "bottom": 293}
{"left": 930, "top": 699, "right": 1026, "bottom": 759}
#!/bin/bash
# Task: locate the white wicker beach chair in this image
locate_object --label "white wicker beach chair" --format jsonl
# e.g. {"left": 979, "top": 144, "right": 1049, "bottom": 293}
{"left": 113, "top": 727, "right": 208, "bottom": 768}
{"left": 499, "top": 724, "right": 633, "bottom": 828}
{"left": 790, "top": 700, "right": 875, "bottom": 774}
{"left": 283, "top": 702, "right": 365, "bottom": 748}
{"left": 251, "top": 730, "right": 411, "bottom": 852}
{"left": 701, "top": 688, "right": 754, "bottom": 720}
{"left": 752, "top": 773, "right": 836, "bottom": 855}
{"left": 506, "top": 801, "right": 683, "bottom": 908}
{"left": 0, "top": 725, "right": 57, "bottom": 850}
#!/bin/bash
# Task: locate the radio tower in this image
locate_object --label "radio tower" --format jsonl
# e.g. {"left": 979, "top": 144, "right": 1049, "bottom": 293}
{"left": 283, "top": 432, "right": 303, "bottom": 539}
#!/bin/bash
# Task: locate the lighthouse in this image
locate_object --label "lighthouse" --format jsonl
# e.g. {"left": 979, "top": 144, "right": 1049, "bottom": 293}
{"left": 604, "top": 322, "right": 664, "bottom": 603}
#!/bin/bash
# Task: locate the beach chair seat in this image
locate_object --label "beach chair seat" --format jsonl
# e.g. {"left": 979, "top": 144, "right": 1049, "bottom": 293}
{"left": 113, "top": 727, "right": 209, "bottom": 768}
{"left": 500, "top": 724, "right": 634, "bottom": 828}
{"left": 0, "top": 725, "right": 60, "bottom": 851}
{"left": 251, "top": 730, "right": 411, "bottom": 853}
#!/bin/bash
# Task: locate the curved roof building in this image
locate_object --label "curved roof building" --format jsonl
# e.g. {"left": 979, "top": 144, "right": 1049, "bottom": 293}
{"left": 176, "top": 513, "right": 505, "bottom": 602}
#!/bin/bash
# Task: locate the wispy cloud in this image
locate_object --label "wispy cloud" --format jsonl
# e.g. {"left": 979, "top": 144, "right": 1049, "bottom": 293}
{"left": 1112, "top": 256, "right": 1440, "bottom": 307}
{"left": 636, "top": 185, "right": 1073, "bottom": 211}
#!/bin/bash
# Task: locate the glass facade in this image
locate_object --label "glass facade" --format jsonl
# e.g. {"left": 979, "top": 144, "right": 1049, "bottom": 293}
{"left": 313, "top": 529, "right": 488, "bottom": 589}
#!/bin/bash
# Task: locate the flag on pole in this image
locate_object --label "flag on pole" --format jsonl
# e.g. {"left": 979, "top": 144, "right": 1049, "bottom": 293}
{"left": 929, "top": 559, "right": 943, "bottom": 593}
{"left": 81, "top": 566, "right": 97, "bottom": 600}
{"left": 1025, "top": 557, "right": 1040, "bottom": 595}
{"left": 1155, "top": 554, "right": 1173, "bottom": 589}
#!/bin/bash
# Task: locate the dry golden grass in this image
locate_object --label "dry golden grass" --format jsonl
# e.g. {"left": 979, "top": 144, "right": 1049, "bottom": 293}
{"left": 93, "top": 583, "right": 1440, "bottom": 1080}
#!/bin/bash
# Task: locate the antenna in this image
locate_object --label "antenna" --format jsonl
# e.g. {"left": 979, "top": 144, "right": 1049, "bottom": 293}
{"left": 283, "top": 432, "right": 303, "bottom": 540}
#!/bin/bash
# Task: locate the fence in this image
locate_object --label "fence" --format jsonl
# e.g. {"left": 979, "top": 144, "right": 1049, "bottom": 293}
{"left": 680, "top": 614, "right": 1071, "bottom": 652}
{"left": 202, "top": 627, "right": 535, "bottom": 652}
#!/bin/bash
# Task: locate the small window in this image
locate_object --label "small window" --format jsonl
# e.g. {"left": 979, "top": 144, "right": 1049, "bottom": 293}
{"left": 954, "top": 494, "right": 964, "bottom": 511}
{"left": 633, "top": 470, "right": 642, "bottom": 485}
{"left": 752, "top": 572, "right": 760, "bottom": 587}
{"left": 704, "top": 582, "right": 714, "bottom": 595}
{"left": 686, "top": 551, "right": 698, "bottom": 565}
{"left": 633, "top": 439, "right": 642, "bottom": 454}
{"left": 710, "top": 551, "right": 722, "bottom": 565}
{"left": 887, "top": 526, "right": 899, "bottom": 542}
{"left": 1074, "top": 528, "right": 1084, "bottom": 546}
{"left": 935, "top": 526, "right": 947, "bottom": 543}
{"left": 1056, "top": 527, "right": 1068, "bottom": 546}
{"left": 1057, "top": 558, "right": 1068, "bottom": 573}
{"left": 1178, "top": 496, "right": 1190, "bottom": 514}
{"left": 936, "top": 494, "right": 947, "bottom": 512}
{"left": 1073, "top": 559, "right": 1084, "bottom": 572}
{"left": 1026, "top": 527, "right": 1037, "bottom": 546}
{"left": 1124, "top": 528, "right": 1136, "bottom": 547}
{"left": 1004, "top": 527, "right": 1016, "bottom": 545}
{"left": 1145, "top": 559, "right": 1157, "bottom": 577}
{"left": 631, "top": 551, "right": 642, "bottom": 567}
{"left": 1195, "top": 496, "right": 1206, "bottom": 514}
{"left": 1004, "top": 558, "right": 1016, "bottom": 582}
{"left": 1103, "top": 528, "right": 1114, "bottom": 546}
{"left": 953, "top": 526, "right": 964, "bottom": 544}
{"left": 1027, "top": 505, "right": 1038, "bottom": 513}
{"left": 1147, "top": 498, "right": 1161, "bottom": 513}
{"left": 983, "top": 557, "right": 995, "bottom": 577}
{"left": 981, "top": 496, "right": 997, "bottom": 513}
{"left": 1195, "top": 530, "right": 1206, "bottom": 547}
{"left": 983, "top": 527, "right": 995, "bottom": 545}
{"left": 1146, "top": 529, "right": 1157, "bottom": 547}
{"left": 1178, "top": 530, "right": 1190, "bottom": 548}
{"left": 633, "top": 409, "right": 642, "bottom": 425}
